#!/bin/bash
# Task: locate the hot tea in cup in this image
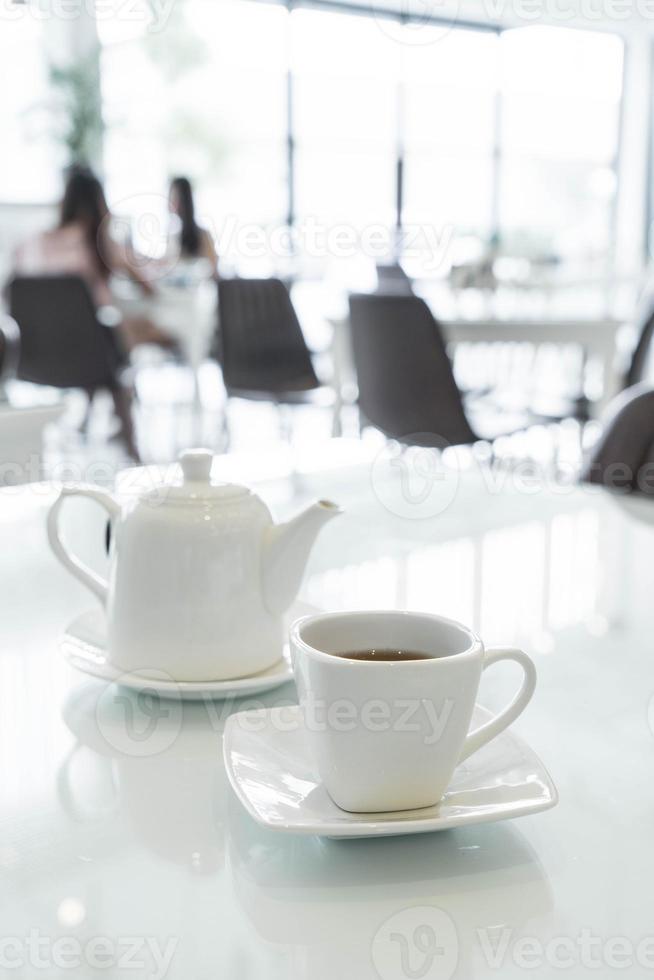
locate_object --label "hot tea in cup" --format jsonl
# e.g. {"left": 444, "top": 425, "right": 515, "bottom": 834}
{"left": 291, "top": 610, "right": 537, "bottom": 813}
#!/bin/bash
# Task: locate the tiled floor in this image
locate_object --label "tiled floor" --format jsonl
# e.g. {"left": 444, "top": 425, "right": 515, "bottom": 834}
{"left": 5, "top": 351, "right": 597, "bottom": 490}
{"left": 32, "top": 359, "right": 351, "bottom": 484}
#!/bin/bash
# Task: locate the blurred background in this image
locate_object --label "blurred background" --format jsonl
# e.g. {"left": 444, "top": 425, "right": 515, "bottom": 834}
{"left": 1, "top": 0, "right": 653, "bottom": 478}
{"left": 1, "top": 6, "right": 634, "bottom": 283}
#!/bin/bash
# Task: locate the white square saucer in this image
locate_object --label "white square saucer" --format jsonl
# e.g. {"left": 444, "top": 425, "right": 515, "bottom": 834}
{"left": 224, "top": 705, "right": 558, "bottom": 838}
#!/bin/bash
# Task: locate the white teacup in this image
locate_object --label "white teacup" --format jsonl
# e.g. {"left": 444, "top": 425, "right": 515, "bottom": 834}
{"left": 290, "top": 610, "right": 537, "bottom": 813}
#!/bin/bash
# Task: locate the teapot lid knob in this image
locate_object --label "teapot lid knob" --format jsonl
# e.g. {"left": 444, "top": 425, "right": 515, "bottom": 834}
{"left": 180, "top": 448, "right": 213, "bottom": 484}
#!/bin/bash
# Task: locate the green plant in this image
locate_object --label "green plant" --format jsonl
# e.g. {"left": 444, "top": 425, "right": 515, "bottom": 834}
{"left": 49, "top": 54, "right": 103, "bottom": 169}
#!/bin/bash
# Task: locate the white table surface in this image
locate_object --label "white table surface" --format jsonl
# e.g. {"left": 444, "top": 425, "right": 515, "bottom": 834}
{"left": 0, "top": 402, "right": 63, "bottom": 484}
{"left": 444, "top": 316, "right": 623, "bottom": 415}
{"left": 112, "top": 277, "right": 218, "bottom": 442}
{"left": 112, "top": 277, "right": 217, "bottom": 391}
{"left": 2, "top": 445, "right": 654, "bottom": 978}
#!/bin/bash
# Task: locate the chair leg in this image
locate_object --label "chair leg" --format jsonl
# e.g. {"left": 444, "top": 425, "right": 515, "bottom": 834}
{"left": 277, "top": 403, "right": 293, "bottom": 444}
{"left": 485, "top": 441, "right": 497, "bottom": 470}
{"left": 221, "top": 399, "right": 231, "bottom": 452}
{"left": 80, "top": 388, "right": 97, "bottom": 437}
{"left": 331, "top": 403, "right": 343, "bottom": 439}
{"left": 110, "top": 385, "right": 140, "bottom": 462}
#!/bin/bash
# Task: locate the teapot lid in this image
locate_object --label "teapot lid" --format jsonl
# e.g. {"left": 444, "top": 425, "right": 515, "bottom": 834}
{"left": 143, "top": 449, "right": 249, "bottom": 504}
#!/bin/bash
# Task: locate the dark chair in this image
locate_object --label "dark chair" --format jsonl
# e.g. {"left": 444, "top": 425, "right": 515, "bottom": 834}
{"left": 582, "top": 383, "right": 654, "bottom": 494}
{"left": 375, "top": 263, "right": 414, "bottom": 296}
{"left": 7, "top": 276, "right": 138, "bottom": 458}
{"left": 625, "top": 303, "right": 654, "bottom": 390}
{"left": 348, "top": 293, "right": 525, "bottom": 449}
{"left": 217, "top": 277, "right": 325, "bottom": 440}
{"left": 0, "top": 316, "right": 20, "bottom": 391}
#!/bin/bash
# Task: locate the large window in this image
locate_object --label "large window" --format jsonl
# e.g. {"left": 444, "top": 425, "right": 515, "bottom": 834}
{"left": 291, "top": 10, "right": 398, "bottom": 237}
{"left": 100, "top": 0, "right": 288, "bottom": 263}
{"left": 97, "top": 1, "right": 624, "bottom": 276}
{"left": 0, "top": 21, "right": 60, "bottom": 204}
{"left": 402, "top": 29, "right": 498, "bottom": 240}
{"left": 499, "top": 26, "right": 624, "bottom": 263}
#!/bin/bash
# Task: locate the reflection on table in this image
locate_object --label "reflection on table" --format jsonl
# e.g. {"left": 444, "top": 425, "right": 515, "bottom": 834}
{"left": 2, "top": 449, "right": 654, "bottom": 978}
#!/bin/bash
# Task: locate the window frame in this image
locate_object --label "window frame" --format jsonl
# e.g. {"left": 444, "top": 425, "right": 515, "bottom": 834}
{"left": 95, "top": 0, "right": 626, "bottom": 269}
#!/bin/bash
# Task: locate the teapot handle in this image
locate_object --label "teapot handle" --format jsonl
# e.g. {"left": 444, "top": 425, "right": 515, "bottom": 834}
{"left": 47, "top": 486, "right": 121, "bottom": 607}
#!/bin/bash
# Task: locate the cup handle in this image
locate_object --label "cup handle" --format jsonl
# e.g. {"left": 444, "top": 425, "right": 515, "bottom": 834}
{"left": 458, "top": 647, "right": 537, "bottom": 764}
{"left": 47, "top": 486, "right": 120, "bottom": 607}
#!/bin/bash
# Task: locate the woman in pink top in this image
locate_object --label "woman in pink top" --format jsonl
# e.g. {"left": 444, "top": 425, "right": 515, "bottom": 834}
{"left": 14, "top": 172, "right": 174, "bottom": 459}
{"left": 15, "top": 171, "right": 171, "bottom": 348}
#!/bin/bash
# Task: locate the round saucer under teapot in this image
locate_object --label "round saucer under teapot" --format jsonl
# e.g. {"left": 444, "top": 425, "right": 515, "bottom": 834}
{"left": 48, "top": 449, "right": 340, "bottom": 682}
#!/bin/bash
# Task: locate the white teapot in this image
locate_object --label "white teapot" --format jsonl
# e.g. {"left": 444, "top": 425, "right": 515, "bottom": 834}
{"left": 48, "top": 449, "right": 340, "bottom": 681}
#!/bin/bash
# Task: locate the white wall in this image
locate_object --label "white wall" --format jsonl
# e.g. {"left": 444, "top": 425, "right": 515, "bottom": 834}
{"left": 615, "top": 36, "right": 653, "bottom": 282}
{"left": 0, "top": 203, "right": 58, "bottom": 289}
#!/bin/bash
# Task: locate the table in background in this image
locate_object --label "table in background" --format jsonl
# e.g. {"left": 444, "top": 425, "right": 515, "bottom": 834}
{"left": 329, "top": 313, "right": 624, "bottom": 431}
{"left": 112, "top": 275, "right": 217, "bottom": 433}
{"left": 0, "top": 402, "right": 63, "bottom": 483}
{"left": 2, "top": 444, "right": 654, "bottom": 977}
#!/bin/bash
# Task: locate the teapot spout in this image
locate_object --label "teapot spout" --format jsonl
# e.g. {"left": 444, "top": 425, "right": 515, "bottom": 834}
{"left": 262, "top": 500, "right": 341, "bottom": 616}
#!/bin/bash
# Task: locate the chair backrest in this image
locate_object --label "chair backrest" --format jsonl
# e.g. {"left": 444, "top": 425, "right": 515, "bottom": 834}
{"left": 582, "top": 382, "right": 654, "bottom": 493}
{"left": 375, "top": 263, "right": 414, "bottom": 296}
{"left": 348, "top": 293, "right": 477, "bottom": 447}
{"left": 8, "top": 276, "right": 121, "bottom": 390}
{"left": 0, "top": 316, "right": 20, "bottom": 386}
{"left": 217, "top": 277, "right": 318, "bottom": 394}
{"left": 626, "top": 303, "right": 654, "bottom": 389}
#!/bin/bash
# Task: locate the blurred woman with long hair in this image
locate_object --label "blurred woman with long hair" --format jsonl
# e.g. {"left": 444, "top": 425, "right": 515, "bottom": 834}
{"left": 16, "top": 171, "right": 116, "bottom": 306}
{"left": 168, "top": 176, "right": 217, "bottom": 270}
{"left": 14, "top": 170, "right": 174, "bottom": 459}
{"left": 15, "top": 170, "right": 174, "bottom": 343}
